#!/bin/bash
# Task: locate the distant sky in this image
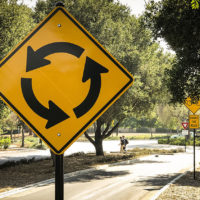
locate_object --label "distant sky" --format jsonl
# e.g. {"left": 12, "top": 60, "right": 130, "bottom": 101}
{"left": 21, "top": 0, "right": 147, "bottom": 15}
{"left": 116, "top": 0, "right": 146, "bottom": 16}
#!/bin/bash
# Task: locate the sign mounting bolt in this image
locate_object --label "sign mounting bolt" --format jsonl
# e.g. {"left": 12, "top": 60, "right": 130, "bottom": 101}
{"left": 57, "top": 133, "right": 61, "bottom": 136}
{"left": 58, "top": 24, "right": 62, "bottom": 27}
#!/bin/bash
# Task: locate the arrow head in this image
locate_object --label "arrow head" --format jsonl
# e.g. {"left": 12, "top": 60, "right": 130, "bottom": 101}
{"left": 26, "top": 46, "right": 51, "bottom": 72}
{"left": 82, "top": 57, "right": 109, "bottom": 82}
{"left": 46, "top": 101, "right": 69, "bottom": 129}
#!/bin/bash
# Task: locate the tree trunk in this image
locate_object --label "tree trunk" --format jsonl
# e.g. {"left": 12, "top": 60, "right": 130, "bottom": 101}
{"left": 10, "top": 129, "right": 13, "bottom": 142}
{"left": 94, "top": 120, "right": 104, "bottom": 156}
{"left": 85, "top": 119, "right": 121, "bottom": 156}
{"left": 50, "top": 150, "right": 56, "bottom": 166}
{"left": 21, "top": 127, "right": 24, "bottom": 147}
{"left": 94, "top": 138, "right": 104, "bottom": 156}
{"left": 29, "top": 129, "right": 32, "bottom": 136}
{"left": 116, "top": 128, "right": 119, "bottom": 136}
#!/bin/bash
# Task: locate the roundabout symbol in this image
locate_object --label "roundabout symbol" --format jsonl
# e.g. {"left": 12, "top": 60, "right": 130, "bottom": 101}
{"left": 21, "top": 42, "right": 109, "bottom": 129}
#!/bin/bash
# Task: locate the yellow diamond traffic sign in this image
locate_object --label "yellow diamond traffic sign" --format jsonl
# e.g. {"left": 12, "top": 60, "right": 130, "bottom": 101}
{"left": 0, "top": 7, "right": 133, "bottom": 154}
{"left": 184, "top": 97, "right": 200, "bottom": 114}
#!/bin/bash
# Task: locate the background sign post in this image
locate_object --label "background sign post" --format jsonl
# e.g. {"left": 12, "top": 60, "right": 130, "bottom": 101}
{"left": 193, "top": 129, "right": 196, "bottom": 180}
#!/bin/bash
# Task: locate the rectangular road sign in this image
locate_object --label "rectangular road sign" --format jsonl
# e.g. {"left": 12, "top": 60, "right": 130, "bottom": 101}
{"left": 182, "top": 130, "right": 188, "bottom": 136}
{"left": 0, "top": 7, "right": 133, "bottom": 154}
{"left": 189, "top": 115, "right": 199, "bottom": 129}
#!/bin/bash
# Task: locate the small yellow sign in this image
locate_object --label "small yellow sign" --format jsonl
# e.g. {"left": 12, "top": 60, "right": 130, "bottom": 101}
{"left": 189, "top": 115, "right": 199, "bottom": 129}
{"left": 0, "top": 7, "right": 133, "bottom": 154}
{"left": 184, "top": 97, "right": 200, "bottom": 114}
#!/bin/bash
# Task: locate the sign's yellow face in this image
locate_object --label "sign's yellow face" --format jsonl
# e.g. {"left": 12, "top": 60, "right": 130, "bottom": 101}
{"left": 189, "top": 115, "right": 199, "bottom": 129}
{"left": 184, "top": 97, "right": 200, "bottom": 114}
{"left": 0, "top": 7, "right": 133, "bottom": 154}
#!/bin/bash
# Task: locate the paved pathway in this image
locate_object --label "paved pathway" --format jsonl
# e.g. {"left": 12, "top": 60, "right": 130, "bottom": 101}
{"left": 2, "top": 151, "right": 200, "bottom": 200}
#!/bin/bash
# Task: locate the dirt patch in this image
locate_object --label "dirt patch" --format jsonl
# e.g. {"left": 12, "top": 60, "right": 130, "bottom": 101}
{"left": 0, "top": 148, "right": 183, "bottom": 193}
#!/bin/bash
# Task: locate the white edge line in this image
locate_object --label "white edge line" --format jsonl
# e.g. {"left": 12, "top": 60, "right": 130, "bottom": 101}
{"left": 150, "top": 163, "right": 200, "bottom": 200}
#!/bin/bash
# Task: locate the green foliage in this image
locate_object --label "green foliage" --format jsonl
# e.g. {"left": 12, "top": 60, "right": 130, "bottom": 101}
{"left": 32, "top": 0, "right": 173, "bottom": 155}
{"left": 0, "top": 0, "right": 36, "bottom": 131}
{"left": 33, "top": 0, "right": 173, "bottom": 124}
{"left": 158, "top": 137, "right": 200, "bottom": 146}
{"left": 191, "top": 0, "right": 199, "bottom": 9}
{"left": 144, "top": 0, "right": 200, "bottom": 103}
{"left": 0, "top": 0, "right": 35, "bottom": 60}
{"left": 0, "top": 137, "right": 11, "bottom": 149}
{"left": 24, "top": 136, "right": 47, "bottom": 149}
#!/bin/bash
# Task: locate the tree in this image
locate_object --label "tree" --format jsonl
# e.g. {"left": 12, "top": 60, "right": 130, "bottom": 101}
{"left": 33, "top": 0, "right": 172, "bottom": 155}
{"left": 4, "top": 112, "right": 19, "bottom": 141}
{"left": 156, "top": 104, "right": 188, "bottom": 131}
{"left": 0, "top": 104, "right": 10, "bottom": 133}
{"left": 144, "top": 0, "right": 200, "bottom": 103}
{"left": 0, "top": 0, "right": 36, "bottom": 128}
{"left": 191, "top": 0, "right": 199, "bottom": 9}
{"left": 0, "top": 0, "right": 35, "bottom": 60}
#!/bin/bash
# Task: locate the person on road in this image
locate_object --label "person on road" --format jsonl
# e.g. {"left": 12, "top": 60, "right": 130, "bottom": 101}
{"left": 122, "top": 136, "right": 128, "bottom": 152}
{"left": 119, "top": 137, "right": 124, "bottom": 153}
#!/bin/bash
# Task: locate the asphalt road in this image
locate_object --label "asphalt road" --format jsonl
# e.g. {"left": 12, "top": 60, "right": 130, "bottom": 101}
{"left": 0, "top": 139, "right": 193, "bottom": 166}
{"left": 2, "top": 151, "right": 200, "bottom": 200}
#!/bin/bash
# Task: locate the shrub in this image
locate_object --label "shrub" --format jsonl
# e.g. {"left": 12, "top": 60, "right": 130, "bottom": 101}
{"left": 0, "top": 137, "right": 11, "bottom": 149}
{"left": 158, "top": 139, "right": 169, "bottom": 144}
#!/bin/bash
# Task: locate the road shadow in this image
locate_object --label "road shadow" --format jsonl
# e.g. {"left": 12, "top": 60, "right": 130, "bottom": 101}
{"left": 135, "top": 171, "right": 200, "bottom": 190}
{"left": 64, "top": 169, "right": 129, "bottom": 183}
{"left": 110, "top": 159, "right": 167, "bottom": 166}
{"left": 132, "top": 173, "right": 180, "bottom": 190}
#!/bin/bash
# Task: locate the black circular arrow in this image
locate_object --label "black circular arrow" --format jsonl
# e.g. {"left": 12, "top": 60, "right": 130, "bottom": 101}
{"left": 21, "top": 78, "right": 69, "bottom": 129}
{"left": 21, "top": 42, "right": 109, "bottom": 129}
{"left": 26, "top": 42, "right": 84, "bottom": 72}
{"left": 73, "top": 56, "right": 108, "bottom": 118}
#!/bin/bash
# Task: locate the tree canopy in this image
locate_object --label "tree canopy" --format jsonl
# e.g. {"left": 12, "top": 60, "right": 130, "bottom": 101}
{"left": 144, "top": 0, "right": 200, "bottom": 103}
{"left": 0, "top": 0, "right": 36, "bottom": 129}
{"left": 0, "top": 0, "right": 35, "bottom": 60}
{"left": 28, "top": 0, "right": 173, "bottom": 155}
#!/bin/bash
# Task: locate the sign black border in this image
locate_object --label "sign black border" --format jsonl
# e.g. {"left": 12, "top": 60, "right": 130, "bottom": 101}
{"left": 0, "top": 7, "right": 133, "bottom": 154}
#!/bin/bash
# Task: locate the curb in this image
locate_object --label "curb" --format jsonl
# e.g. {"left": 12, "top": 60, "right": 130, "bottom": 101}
{"left": 150, "top": 171, "right": 187, "bottom": 200}
{"left": 0, "top": 157, "right": 140, "bottom": 199}
{"left": 0, "top": 167, "right": 96, "bottom": 199}
{"left": 150, "top": 163, "right": 200, "bottom": 200}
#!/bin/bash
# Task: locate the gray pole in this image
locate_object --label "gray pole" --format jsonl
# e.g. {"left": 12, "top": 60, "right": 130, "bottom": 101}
{"left": 193, "top": 128, "right": 196, "bottom": 180}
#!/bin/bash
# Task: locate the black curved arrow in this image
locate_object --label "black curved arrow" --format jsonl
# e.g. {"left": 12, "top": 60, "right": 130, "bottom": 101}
{"left": 73, "top": 57, "right": 109, "bottom": 118}
{"left": 21, "top": 78, "right": 69, "bottom": 129}
{"left": 26, "top": 42, "right": 84, "bottom": 72}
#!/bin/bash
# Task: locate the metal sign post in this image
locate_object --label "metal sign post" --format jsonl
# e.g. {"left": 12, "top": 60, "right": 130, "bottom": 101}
{"left": 185, "top": 135, "right": 187, "bottom": 152}
{"left": 55, "top": 154, "right": 64, "bottom": 200}
{"left": 193, "top": 129, "right": 196, "bottom": 180}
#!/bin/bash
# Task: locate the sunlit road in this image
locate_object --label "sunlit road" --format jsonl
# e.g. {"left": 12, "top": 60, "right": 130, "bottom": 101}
{"left": 3, "top": 151, "right": 200, "bottom": 200}
{"left": 0, "top": 139, "right": 197, "bottom": 166}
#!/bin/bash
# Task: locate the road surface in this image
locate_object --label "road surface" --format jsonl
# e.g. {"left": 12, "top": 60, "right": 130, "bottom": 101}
{"left": 2, "top": 151, "right": 200, "bottom": 200}
{"left": 1, "top": 139, "right": 193, "bottom": 166}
